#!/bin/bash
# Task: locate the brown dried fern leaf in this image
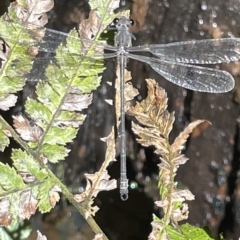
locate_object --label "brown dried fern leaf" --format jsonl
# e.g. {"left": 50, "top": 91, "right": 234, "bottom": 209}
{"left": 128, "top": 79, "right": 174, "bottom": 155}
{"left": 171, "top": 119, "right": 206, "bottom": 153}
{"left": 128, "top": 79, "right": 207, "bottom": 237}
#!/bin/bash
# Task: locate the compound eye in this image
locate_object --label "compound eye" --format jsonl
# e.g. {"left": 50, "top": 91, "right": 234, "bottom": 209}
{"left": 130, "top": 19, "right": 134, "bottom": 26}
{"left": 113, "top": 18, "right": 119, "bottom": 25}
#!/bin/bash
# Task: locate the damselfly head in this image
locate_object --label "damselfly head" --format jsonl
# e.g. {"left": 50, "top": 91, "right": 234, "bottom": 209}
{"left": 113, "top": 16, "right": 134, "bottom": 28}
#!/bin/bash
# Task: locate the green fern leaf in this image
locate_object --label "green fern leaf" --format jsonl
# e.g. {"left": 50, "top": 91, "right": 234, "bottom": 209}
{"left": 167, "top": 223, "right": 215, "bottom": 240}
{"left": 11, "top": 149, "right": 47, "bottom": 181}
{"left": 39, "top": 144, "right": 69, "bottom": 163}
{"left": 0, "top": 125, "right": 10, "bottom": 151}
{"left": 0, "top": 163, "right": 25, "bottom": 191}
{"left": 0, "top": 20, "right": 36, "bottom": 100}
{"left": 37, "top": 180, "right": 57, "bottom": 213}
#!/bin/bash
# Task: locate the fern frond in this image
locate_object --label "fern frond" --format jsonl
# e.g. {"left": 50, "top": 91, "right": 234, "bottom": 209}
{"left": 0, "top": 0, "right": 119, "bottom": 236}
{"left": 128, "top": 79, "right": 206, "bottom": 239}
{"left": 74, "top": 128, "right": 117, "bottom": 218}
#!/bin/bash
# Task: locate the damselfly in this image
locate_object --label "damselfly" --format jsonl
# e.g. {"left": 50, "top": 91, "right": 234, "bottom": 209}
{"left": 2, "top": 16, "right": 240, "bottom": 200}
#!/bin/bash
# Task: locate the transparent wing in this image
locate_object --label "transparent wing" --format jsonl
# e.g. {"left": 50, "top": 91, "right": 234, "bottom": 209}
{"left": 9, "top": 52, "right": 117, "bottom": 82}
{"left": 128, "top": 38, "right": 240, "bottom": 64}
{"left": 1, "top": 21, "right": 116, "bottom": 54}
{"left": 129, "top": 53, "right": 235, "bottom": 93}
{"left": 0, "top": 20, "right": 117, "bottom": 82}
